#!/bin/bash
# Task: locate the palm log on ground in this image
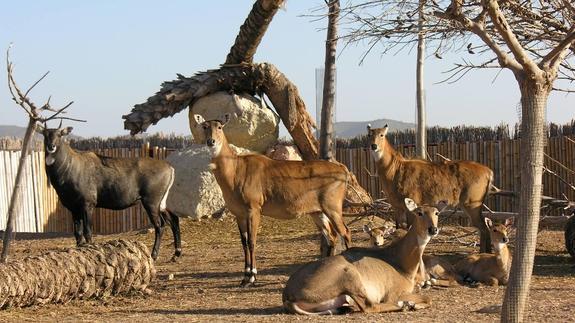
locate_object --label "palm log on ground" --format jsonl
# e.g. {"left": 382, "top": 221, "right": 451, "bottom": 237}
{"left": 0, "top": 239, "right": 155, "bottom": 309}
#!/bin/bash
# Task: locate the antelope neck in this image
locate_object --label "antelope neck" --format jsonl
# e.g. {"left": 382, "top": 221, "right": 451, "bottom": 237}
{"left": 378, "top": 139, "right": 405, "bottom": 182}
{"left": 393, "top": 226, "right": 428, "bottom": 279}
{"left": 210, "top": 139, "right": 238, "bottom": 186}
{"left": 496, "top": 244, "right": 511, "bottom": 270}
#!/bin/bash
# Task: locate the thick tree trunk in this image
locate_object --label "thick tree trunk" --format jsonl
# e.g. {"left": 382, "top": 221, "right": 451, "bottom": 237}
{"left": 319, "top": 0, "right": 339, "bottom": 162}
{"left": 0, "top": 240, "right": 155, "bottom": 309}
{"left": 501, "top": 79, "right": 549, "bottom": 322}
{"left": 225, "top": 0, "right": 285, "bottom": 64}
{"left": 1, "top": 119, "right": 37, "bottom": 262}
{"left": 415, "top": 0, "right": 426, "bottom": 160}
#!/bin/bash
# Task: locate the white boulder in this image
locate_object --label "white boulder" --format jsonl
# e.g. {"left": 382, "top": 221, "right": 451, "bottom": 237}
{"left": 188, "top": 91, "right": 279, "bottom": 153}
{"left": 166, "top": 144, "right": 251, "bottom": 219}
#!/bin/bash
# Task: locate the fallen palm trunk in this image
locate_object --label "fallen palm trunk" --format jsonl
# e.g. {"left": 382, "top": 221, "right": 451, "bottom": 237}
{"left": 0, "top": 239, "right": 155, "bottom": 309}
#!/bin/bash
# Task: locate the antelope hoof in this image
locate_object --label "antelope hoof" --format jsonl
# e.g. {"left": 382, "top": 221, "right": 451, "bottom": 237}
{"left": 170, "top": 254, "right": 180, "bottom": 263}
{"left": 240, "top": 275, "right": 256, "bottom": 287}
{"left": 421, "top": 280, "right": 432, "bottom": 290}
{"left": 400, "top": 301, "right": 417, "bottom": 311}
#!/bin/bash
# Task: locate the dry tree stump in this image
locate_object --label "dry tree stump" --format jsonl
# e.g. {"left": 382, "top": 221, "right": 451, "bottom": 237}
{"left": 0, "top": 239, "right": 155, "bottom": 309}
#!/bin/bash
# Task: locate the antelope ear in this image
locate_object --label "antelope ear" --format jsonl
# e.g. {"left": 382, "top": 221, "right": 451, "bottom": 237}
{"left": 220, "top": 113, "right": 231, "bottom": 126}
{"left": 35, "top": 125, "right": 45, "bottom": 135}
{"left": 60, "top": 127, "right": 73, "bottom": 136}
{"left": 194, "top": 114, "right": 206, "bottom": 125}
{"left": 382, "top": 125, "right": 389, "bottom": 136}
{"left": 367, "top": 124, "right": 372, "bottom": 131}
{"left": 436, "top": 200, "right": 448, "bottom": 212}
{"left": 362, "top": 224, "right": 372, "bottom": 233}
{"left": 504, "top": 217, "right": 514, "bottom": 228}
{"left": 404, "top": 198, "right": 418, "bottom": 212}
{"left": 484, "top": 217, "right": 493, "bottom": 229}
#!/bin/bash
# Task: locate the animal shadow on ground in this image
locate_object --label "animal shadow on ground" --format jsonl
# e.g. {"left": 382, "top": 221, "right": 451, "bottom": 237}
{"left": 130, "top": 306, "right": 286, "bottom": 316}
{"left": 533, "top": 254, "right": 574, "bottom": 277}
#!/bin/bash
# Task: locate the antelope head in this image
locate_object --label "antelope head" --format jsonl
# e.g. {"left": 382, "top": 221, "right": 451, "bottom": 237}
{"left": 404, "top": 198, "right": 441, "bottom": 247}
{"left": 194, "top": 113, "right": 231, "bottom": 157}
{"left": 366, "top": 124, "right": 388, "bottom": 161}
{"left": 37, "top": 121, "right": 73, "bottom": 165}
{"left": 363, "top": 223, "right": 395, "bottom": 247}
{"left": 485, "top": 217, "right": 513, "bottom": 252}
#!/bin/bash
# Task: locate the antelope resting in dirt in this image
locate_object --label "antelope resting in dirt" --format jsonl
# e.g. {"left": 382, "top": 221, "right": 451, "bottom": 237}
{"left": 195, "top": 113, "right": 351, "bottom": 287}
{"left": 367, "top": 124, "right": 495, "bottom": 253}
{"left": 455, "top": 217, "right": 513, "bottom": 286}
{"left": 365, "top": 223, "right": 460, "bottom": 288}
{"left": 38, "top": 123, "right": 181, "bottom": 261}
{"left": 282, "top": 198, "right": 439, "bottom": 314}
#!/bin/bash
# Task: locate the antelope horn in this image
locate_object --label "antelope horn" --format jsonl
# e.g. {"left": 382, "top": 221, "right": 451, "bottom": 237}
{"left": 58, "top": 119, "right": 63, "bottom": 129}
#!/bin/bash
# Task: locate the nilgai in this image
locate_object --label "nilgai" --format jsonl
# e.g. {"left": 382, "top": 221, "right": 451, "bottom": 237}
{"left": 195, "top": 113, "right": 351, "bottom": 286}
{"left": 455, "top": 217, "right": 513, "bottom": 286}
{"left": 282, "top": 198, "right": 439, "bottom": 314}
{"left": 364, "top": 224, "right": 460, "bottom": 288}
{"left": 367, "top": 124, "right": 494, "bottom": 253}
{"left": 38, "top": 123, "right": 181, "bottom": 261}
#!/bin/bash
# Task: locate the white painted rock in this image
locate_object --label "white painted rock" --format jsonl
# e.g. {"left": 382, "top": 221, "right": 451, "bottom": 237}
{"left": 188, "top": 91, "right": 279, "bottom": 153}
{"left": 265, "top": 144, "right": 302, "bottom": 161}
{"left": 166, "top": 144, "right": 251, "bottom": 219}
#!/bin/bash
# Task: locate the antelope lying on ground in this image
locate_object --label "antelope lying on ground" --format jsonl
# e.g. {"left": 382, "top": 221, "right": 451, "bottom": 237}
{"left": 195, "top": 113, "right": 351, "bottom": 287}
{"left": 364, "top": 223, "right": 460, "bottom": 288}
{"left": 38, "top": 123, "right": 181, "bottom": 261}
{"left": 282, "top": 198, "right": 439, "bottom": 314}
{"left": 367, "top": 124, "right": 495, "bottom": 253}
{"left": 455, "top": 217, "right": 513, "bottom": 286}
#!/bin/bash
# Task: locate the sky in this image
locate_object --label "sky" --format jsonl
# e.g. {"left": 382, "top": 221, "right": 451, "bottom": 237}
{"left": 0, "top": 1, "right": 573, "bottom": 138}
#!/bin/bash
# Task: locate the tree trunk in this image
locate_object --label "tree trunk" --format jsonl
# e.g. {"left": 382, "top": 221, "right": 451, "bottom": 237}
{"left": 415, "top": 0, "right": 426, "bottom": 160}
{"left": 501, "top": 79, "right": 549, "bottom": 322}
{"left": 319, "top": 0, "right": 339, "bottom": 162}
{"left": 225, "top": 0, "right": 285, "bottom": 64}
{"left": 0, "top": 240, "right": 155, "bottom": 309}
{"left": 1, "top": 119, "right": 37, "bottom": 262}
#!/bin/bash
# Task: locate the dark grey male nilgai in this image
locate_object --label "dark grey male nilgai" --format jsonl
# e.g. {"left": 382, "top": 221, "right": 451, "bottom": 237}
{"left": 38, "top": 123, "right": 181, "bottom": 260}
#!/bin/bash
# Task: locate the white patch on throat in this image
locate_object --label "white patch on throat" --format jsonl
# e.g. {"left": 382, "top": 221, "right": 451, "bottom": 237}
{"left": 208, "top": 143, "right": 222, "bottom": 157}
{"left": 370, "top": 148, "right": 383, "bottom": 162}
{"left": 46, "top": 155, "right": 56, "bottom": 166}
{"left": 494, "top": 242, "right": 506, "bottom": 252}
{"left": 417, "top": 235, "right": 431, "bottom": 247}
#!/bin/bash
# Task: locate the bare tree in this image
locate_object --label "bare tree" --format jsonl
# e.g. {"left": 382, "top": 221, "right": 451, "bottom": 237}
{"left": 415, "top": 0, "right": 427, "bottom": 159}
{"left": 2, "top": 45, "right": 84, "bottom": 262}
{"left": 340, "top": 1, "right": 575, "bottom": 321}
{"left": 319, "top": 0, "right": 340, "bottom": 162}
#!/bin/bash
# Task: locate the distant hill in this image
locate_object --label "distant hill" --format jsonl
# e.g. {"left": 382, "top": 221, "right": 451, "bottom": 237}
{"left": 0, "top": 125, "right": 82, "bottom": 140}
{"left": 0, "top": 125, "right": 32, "bottom": 138}
{"left": 334, "top": 118, "right": 415, "bottom": 138}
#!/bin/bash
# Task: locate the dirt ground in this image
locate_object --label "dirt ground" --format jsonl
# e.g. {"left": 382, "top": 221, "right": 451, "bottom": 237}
{"left": 0, "top": 215, "right": 574, "bottom": 322}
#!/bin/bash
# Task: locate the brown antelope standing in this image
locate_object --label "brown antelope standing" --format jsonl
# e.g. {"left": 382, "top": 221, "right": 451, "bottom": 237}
{"left": 195, "top": 113, "right": 351, "bottom": 287}
{"left": 455, "top": 217, "right": 513, "bottom": 286}
{"left": 367, "top": 124, "right": 495, "bottom": 253}
{"left": 365, "top": 223, "right": 460, "bottom": 288}
{"left": 283, "top": 198, "right": 439, "bottom": 314}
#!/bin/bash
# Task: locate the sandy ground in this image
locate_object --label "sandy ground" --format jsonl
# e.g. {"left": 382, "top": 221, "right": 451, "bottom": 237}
{"left": 0, "top": 215, "right": 574, "bottom": 322}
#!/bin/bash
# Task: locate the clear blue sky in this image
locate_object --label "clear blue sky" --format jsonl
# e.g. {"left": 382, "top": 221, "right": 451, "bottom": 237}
{"left": 1, "top": 1, "right": 573, "bottom": 138}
